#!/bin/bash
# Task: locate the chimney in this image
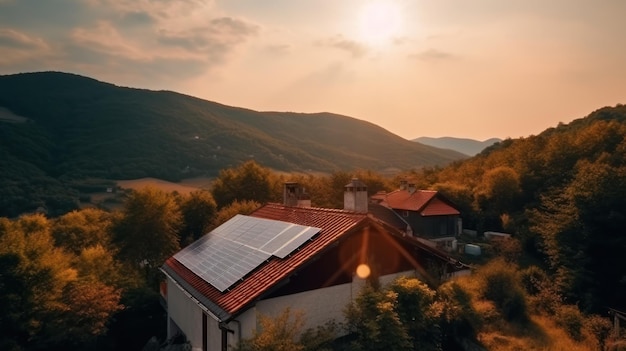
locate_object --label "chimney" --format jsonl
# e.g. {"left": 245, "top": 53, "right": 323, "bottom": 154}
{"left": 283, "top": 182, "right": 311, "bottom": 207}
{"left": 283, "top": 182, "right": 299, "bottom": 207}
{"left": 408, "top": 183, "right": 416, "bottom": 194}
{"left": 344, "top": 178, "right": 368, "bottom": 213}
{"left": 400, "top": 179, "right": 408, "bottom": 190}
{"left": 297, "top": 188, "right": 311, "bottom": 207}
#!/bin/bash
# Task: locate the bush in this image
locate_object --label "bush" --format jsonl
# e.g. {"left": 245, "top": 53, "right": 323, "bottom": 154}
{"left": 584, "top": 314, "right": 613, "bottom": 349}
{"left": 477, "top": 259, "right": 529, "bottom": 323}
{"left": 555, "top": 305, "right": 584, "bottom": 341}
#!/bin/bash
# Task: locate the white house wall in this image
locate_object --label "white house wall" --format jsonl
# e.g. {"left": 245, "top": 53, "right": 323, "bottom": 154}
{"left": 166, "top": 276, "right": 204, "bottom": 350}
{"left": 169, "top": 270, "right": 421, "bottom": 350}
{"left": 233, "top": 270, "right": 417, "bottom": 344}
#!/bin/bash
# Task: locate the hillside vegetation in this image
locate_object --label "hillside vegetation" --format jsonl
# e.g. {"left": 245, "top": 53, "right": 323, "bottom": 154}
{"left": 0, "top": 71, "right": 464, "bottom": 217}
{"left": 400, "top": 104, "right": 626, "bottom": 315}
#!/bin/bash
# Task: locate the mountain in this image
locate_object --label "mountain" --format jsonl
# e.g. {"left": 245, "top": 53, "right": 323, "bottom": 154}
{"left": 0, "top": 71, "right": 466, "bottom": 216}
{"left": 413, "top": 136, "right": 502, "bottom": 156}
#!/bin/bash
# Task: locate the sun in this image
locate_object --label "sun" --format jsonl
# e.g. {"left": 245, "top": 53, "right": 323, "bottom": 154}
{"left": 357, "top": 1, "right": 403, "bottom": 46}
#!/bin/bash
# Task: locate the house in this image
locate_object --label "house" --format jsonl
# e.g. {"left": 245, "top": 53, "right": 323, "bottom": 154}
{"left": 369, "top": 180, "right": 462, "bottom": 251}
{"left": 161, "top": 180, "right": 467, "bottom": 351}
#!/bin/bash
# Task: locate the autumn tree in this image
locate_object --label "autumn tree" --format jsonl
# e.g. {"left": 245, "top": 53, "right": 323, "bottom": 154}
{"left": 113, "top": 186, "right": 181, "bottom": 283}
{"left": 234, "top": 307, "right": 340, "bottom": 351}
{"left": 389, "top": 277, "right": 442, "bottom": 351}
{"left": 179, "top": 190, "right": 217, "bottom": 245}
{"left": 212, "top": 200, "right": 261, "bottom": 229}
{"left": 51, "top": 207, "right": 115, "bottom": 254}
{"left": 0, "top": 214, "right": 124, "bottom": 350}
{"left": 211, "top": 161, "right": 277, "bottom": 208}
{"left": 344, "top": 283, "right": 412, "bottom": 351}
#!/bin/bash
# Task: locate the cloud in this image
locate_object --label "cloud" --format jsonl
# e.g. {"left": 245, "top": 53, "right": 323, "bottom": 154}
{"left": 409, "top": 49, "right": 456, "bottom": 62}
{"left": 0, "top": 28, "right": 54, "bottom": 68}
{"left": 317, "top": 36, "right": 367, "bottom": 58}
{"left": 0, "top": 28, "right": 48, "bottom": 50}
{"left": 265, "top": 44, "right": 291, "bottom": 55}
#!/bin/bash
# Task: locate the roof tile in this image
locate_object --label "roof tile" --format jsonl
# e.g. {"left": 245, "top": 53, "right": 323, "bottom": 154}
{"left": 163, "top": 203, "right": 367, "bottom": 319}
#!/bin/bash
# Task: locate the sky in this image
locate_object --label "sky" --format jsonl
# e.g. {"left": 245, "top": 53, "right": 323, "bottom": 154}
{"left": 1, "top": 0, "right": 625, "bottom": 140}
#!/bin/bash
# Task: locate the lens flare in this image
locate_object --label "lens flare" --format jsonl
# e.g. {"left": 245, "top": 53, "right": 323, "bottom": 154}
{"left": 356, "top": 263, "right": 371, "bottom": 279}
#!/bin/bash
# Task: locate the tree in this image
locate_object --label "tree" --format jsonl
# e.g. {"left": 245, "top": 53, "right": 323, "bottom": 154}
{"left": 389, "top": 277, "right": 442, "bottom": 351}
{"left": 179, "top": 190, "right": 217, "bottom": 245}
{"left": 344, "top": 283, "right": 412, "bottom": 351}
{"left": 75, "top": 244, "right": 131, "bottom": 289}
{"left": 55, "top": 280, "right": 124, "bottom": 345}
{"left": 212, "top": 200, "right": 261, "bottom": 229}
{"left": 235, "top": 308, "right": 305, "bottom": 351}
{"left": 211, "top": 161, "right": 276, "bottom": 209}
{"left": 52, "top": 208, "right": 114, "bottom": 255}
{"left": 113, "top": 186, "right": 181, "bottom": 283}
{"left": 531, "top": 158, "right": 626, "bottom": 312}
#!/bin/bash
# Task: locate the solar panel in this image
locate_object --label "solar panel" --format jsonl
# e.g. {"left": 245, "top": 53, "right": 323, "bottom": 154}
{"left": 174, "top": 215, "right": 321, "bottom": 292}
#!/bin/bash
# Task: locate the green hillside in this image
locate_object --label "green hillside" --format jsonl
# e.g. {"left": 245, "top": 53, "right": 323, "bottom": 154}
{"left": 0, "top": 71, "right": 465, "bottom": 216}
{"left": 402, "top": 104, "right": 626, "bottom": 314}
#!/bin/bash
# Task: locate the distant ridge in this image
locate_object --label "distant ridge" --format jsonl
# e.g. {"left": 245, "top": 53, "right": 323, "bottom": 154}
{"left": 413, "top": 136, "right": 502, "bottom": 156}
{"left": 0, "top": 71, "right": 468, "bottom": 216}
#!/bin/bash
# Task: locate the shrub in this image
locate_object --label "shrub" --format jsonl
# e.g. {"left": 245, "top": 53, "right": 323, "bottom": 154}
{"left": 477, "top": 259, "right": 529, "bottom": 323}
{"left": 555, "top": 305, "right": 584, "bottom": 341}
{"left": 584, "top": 314, "right": 613, "bottom": 349}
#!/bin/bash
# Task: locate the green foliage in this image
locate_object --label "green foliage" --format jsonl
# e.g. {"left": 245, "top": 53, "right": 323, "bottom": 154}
{"left": 388, "top": 276, "right": 442, "bottom": 351}
{"left": 234, "top": 308, "right": 341, "bottom": 351}
{"left": 235, "top": 308, "right": 306, "bottom": 351}
{"left": 179, "top": 190, "right": 217, "bottom": 245}
{"left": 437, "top": 281, "right": 481, "bottom": 344}
{"left": 212, "top": 199, "right": 262, "bottom": 228}
{"left": 113, "top": 187, "right": 181, "bottom": 283}
{"left": 476, "top": 259, "right": 529, "bottom": 323}
{"left": 211, "top": 161, "right": 276, "bottom": 209}
{"left": 0, "top": 72, "right": 463, "bottom": 218}
{"left": 344, "top": 281, "right": 421, "bottom": 351}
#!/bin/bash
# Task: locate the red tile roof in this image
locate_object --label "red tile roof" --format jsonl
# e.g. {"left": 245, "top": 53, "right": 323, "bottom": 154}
{"left": 421, "top": 197, "right": 460, "bottom": 216}
{"left": 376, "top": 189, "right": 459, "bottom": 216}
{"left": 163, "top": 203, "right": 368, "bottom": 320}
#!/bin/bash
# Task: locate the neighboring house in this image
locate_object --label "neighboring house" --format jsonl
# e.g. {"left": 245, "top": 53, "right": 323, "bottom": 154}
{"left": 370, "top": 180, "right": 462, "bottom": 251}
{"left": 161, "top": 180, "right": 467, "bottom": 351}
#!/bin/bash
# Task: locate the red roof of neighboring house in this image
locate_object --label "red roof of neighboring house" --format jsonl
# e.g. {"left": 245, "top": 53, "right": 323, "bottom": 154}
{"left": 162, "top": 203, "right": 368, "bottom": 321}
{"left": 421, "top": 196, "right": 461, "bottom": 216}
{"left": 376, "top": 190, "right": 459, "bottom": 216}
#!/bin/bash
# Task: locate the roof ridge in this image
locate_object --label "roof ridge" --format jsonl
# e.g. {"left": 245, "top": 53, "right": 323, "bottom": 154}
{"left": 262, "top": 202, "right": 367, "bottom": 215}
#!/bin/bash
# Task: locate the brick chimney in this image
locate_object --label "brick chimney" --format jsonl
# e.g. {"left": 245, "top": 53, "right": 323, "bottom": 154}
{"left": 344, "top": 178, "right": 368, "bottom": 213}
{"left": 283, "top": 182, "right": 311, "bottom": 207}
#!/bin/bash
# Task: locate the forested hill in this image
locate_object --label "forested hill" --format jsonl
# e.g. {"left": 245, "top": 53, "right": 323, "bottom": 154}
{"left": 410, "top": 104, "right": 626, "bottom": 313}
{"left": 0, "top": 71, "right": 464, "bottom": 181}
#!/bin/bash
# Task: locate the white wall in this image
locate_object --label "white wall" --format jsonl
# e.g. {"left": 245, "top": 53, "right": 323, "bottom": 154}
{"left": 167, "top": 276, "right": 204, "bottom": 351}
{"left": 227, "top": 270, "right": 417, "bottom": 348}
{"left": 169, "top": 270, "right": 422, "bottom": 350}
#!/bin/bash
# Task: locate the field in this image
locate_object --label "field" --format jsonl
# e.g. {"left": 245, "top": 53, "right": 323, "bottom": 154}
{"left": 116, "top": 177, "right": 213, "bottom": 194}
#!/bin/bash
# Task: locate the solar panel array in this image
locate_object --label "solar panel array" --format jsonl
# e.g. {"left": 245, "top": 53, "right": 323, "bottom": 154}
{"left": 174, "top": 214, "right": 321, "bottom": 292}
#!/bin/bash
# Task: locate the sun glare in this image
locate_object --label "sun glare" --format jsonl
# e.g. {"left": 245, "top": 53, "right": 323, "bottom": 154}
{"left": 356, "top": 263, "right": 371, "bottom": 279}
{"left": 357, "top": 1, "right": 402, "bottom": 46}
